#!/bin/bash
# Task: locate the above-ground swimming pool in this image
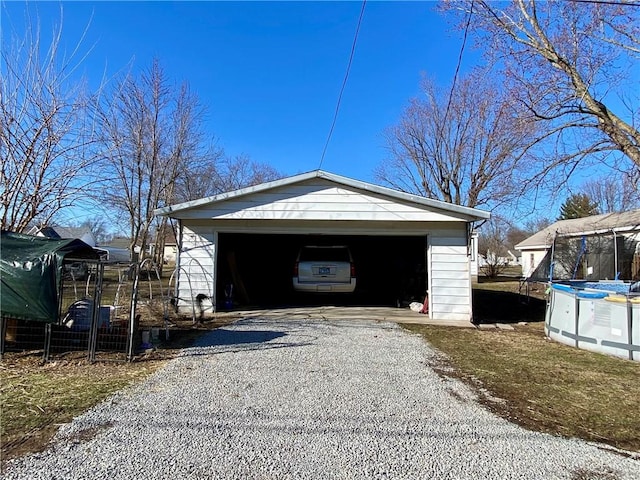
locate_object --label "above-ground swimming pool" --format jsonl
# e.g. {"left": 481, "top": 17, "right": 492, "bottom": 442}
{"left": 557, "top": 280, "right": 634, "bottom": 295}
{"left": 546, "top": 282, "right": 640, "bottom": 361}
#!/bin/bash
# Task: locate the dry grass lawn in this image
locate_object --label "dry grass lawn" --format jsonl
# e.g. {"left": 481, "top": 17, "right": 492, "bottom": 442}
{"left": 405, "top": 321, "right": 640, "bottom": 452}
{"left": 0, "top": 320, "right": 229, "bottom": 466}
{"left": 405, "top": 278, "right": 640, "bottom": 453}
{"left": 1, "top": 354, "right": 163, "bottom": 464}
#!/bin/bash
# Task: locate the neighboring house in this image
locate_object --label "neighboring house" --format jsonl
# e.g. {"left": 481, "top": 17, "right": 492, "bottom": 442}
{"left": 30, "top": 226, "right": 131, "bottom": 264}
{"left": 478, "top": 250, "right": 519, "bottom": 268}
{"left": 100, "top": 237, "right": 132, "bottom": 250}
{"left": 148, "top": 229, "right": 179, "bottom": 264}
{"left": 515, "top": 209, "right": 640, "bottom": 280}
{"left": 96, "top": 237, "right": 132, "bottom": 264}
{"left": 29, "top": 225, "right": 97, "bottom": 247}
{"left": 469, "top": 231, "right": 479, "bottom": 282}
{"left": 155, "top": 170, "right": 490, "bottom": 322}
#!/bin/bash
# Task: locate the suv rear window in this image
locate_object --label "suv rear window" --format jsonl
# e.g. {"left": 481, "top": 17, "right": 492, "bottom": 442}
{"left": 298, "top": 246, "right": 351, "bottom": 262}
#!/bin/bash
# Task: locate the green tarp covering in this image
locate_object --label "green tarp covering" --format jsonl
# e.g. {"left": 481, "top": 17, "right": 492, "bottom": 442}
{"left": 0, "top": 231, "right": 99, "bottom": 323}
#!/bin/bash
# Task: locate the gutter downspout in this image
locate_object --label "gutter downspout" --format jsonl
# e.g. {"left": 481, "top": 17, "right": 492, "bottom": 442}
{"left": 613, "top": 230, "right": 619, "bottom": 280}
{"left": 549, "top": 232, "right": 557, "bottom": 282}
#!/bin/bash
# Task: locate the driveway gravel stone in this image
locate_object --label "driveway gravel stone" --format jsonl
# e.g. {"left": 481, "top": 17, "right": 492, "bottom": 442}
{"left": 4, "top": 317, "right": 639, "bottom": 479}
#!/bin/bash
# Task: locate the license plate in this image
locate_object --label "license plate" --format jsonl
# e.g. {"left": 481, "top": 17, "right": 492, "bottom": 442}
{"left": 319, "top": 267, "right": 330, "bottom": 275}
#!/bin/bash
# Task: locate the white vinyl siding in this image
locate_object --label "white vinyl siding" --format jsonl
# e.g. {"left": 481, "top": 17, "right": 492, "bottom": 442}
{"left": 173, "top": 181, "right": 469, "bottom": 223}
{"left": 429, "top": 233, "right": 472, "bottom": 322}
{"left": 177, "top": 225, "right": 216, "bottom": 314}
{"left": 519, "top": 248, "right": 549, "bottom": 278}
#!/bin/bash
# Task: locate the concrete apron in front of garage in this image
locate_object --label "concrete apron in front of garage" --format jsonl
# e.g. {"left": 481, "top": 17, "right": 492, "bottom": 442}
{"left": 212, "top": 306, "right": 476, "bottom": 328}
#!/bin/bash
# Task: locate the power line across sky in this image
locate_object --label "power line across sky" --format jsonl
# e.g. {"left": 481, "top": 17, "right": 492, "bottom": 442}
{"left": 1, "top": 1, "right": 476, "bottom": 185}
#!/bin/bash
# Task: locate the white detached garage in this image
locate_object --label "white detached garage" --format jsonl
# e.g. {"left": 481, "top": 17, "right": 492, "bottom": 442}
{"left": 155, "top": 170, "right": 489, "bottom": 322}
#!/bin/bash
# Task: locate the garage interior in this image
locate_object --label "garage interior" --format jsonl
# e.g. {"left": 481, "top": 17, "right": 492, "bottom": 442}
{"left": 216, "top": 233, "right": 428, "bottom": 308}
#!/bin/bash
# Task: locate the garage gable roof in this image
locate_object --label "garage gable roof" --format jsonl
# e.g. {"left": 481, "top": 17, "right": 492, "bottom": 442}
{"left": 155, "top": 170, "right": 490, "bottom": 222}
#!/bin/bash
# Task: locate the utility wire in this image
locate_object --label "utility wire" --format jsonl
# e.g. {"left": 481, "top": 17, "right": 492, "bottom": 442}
{"left": 318, "top": 0, "right": 366, "bottom": 171}
{"left": 571, "top": 0, "right": 640, "bottom": 6}
{"left": 442, "top": 0, "right": 474, "bottom": 129}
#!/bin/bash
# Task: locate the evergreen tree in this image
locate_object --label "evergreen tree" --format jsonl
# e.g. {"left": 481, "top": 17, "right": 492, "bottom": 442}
{"left": 558, "top": 194, "right": 599, "bottom": 220}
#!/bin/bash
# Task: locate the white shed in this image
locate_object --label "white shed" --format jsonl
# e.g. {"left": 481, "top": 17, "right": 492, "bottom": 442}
{"left": 155, "top": 170, "right": 490, "bottom": 322}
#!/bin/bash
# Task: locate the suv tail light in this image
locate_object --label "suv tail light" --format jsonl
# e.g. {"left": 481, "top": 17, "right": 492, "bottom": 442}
{"left": 293, "top": 262, "right": 299, "bottom": 277}
{"left": 350, "top": 262, "right": 355, "bottom": 278}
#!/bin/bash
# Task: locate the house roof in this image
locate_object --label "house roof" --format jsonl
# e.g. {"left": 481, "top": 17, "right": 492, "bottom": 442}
{"left": 29, "top": 225, "right": 96, "bottom": 247}
{"left": 29, "top": 225, "right": 88, "bottom": 240}
{"left": 99, "top": 237, "right": 132, "bottom": 249}
{"left": 515, "top": 208, "right": 640, "bottom": 251}
{"left": 154, "top": 170, "right": 490, "bottom": 221}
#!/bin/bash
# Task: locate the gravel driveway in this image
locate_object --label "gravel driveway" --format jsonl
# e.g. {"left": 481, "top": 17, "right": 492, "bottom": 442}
{"left": 4, "top": 317, "right": 639, "bottom": 479}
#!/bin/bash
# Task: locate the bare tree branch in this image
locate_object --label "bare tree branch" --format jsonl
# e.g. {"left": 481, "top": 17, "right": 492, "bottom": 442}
{"left": 1, "top": 6, "right": 100, "bottom": 232}
{"left": 445, "top": 0, "right": 640, "bottom": 170}
{"left": 376, "top": 71, "right": 547, "bottom": 209}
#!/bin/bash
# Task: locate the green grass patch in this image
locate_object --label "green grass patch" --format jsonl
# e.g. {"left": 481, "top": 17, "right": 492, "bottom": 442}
{"left": 404, "top": 322, "right": 640, "bottom": 452}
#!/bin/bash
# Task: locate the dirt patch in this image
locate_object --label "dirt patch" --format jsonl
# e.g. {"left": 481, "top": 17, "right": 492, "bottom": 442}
{"left": 569, "top": 466, "right": 622, "bottom": 480}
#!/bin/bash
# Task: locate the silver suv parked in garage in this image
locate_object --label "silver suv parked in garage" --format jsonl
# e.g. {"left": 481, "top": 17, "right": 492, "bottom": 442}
{"left": 293, "top": 246, "right": 356, "bottom": 293}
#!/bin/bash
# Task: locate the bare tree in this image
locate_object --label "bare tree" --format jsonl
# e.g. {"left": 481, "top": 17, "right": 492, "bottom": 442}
{"left": 505, "top": 225, "right": 529, "bottom": 252}
{"left": 74, "top": 216, "right": 111, "bottom": 244}
{"left": 172, "top": 151, "right": 281, "bottom": 203}
{"left": 173, "top": 152, "right": 282, "bottom": 203}
{"left": 0, "top": 6, "right": 98, "bottom": 232}
{"left": 96, "top": 60, "right": 205, "bottom": 263}
{"left": 210, "top": 154, "right": 282, "bottom": 195}
{"left": 172, "top": 147, "right": 224, "bottom": 203}
{"left": 477, "top": 215, "right": 512, "bottom": 278}
{"left": 444, "top": 0, "right": 640, "bottom": 174}
{"left": 523, "top": 216, "right": 552, "bottom": 236}
{"left": 376, "top": 72, "right": 544, "bottom": 209}
{"left": 582, "top": 173, "right": 640, "bottom": 214}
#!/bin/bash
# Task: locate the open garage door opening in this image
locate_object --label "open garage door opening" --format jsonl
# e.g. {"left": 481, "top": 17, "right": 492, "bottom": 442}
{"left": 216, "top": 233, "right": 428, "bottom": 308}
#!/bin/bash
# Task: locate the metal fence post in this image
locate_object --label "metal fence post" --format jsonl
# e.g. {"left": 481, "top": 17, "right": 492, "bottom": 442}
{"left": 44, "top": 323, "right": 52, "bottom": 362}
{"left": 627, "top": 297, "right": 633, "bottom": 361}
{"left": 88, "top": 263, "right": 105, "bottom": 362}
{"left": 574, "top": 294, "right": 580, "bottom": 348}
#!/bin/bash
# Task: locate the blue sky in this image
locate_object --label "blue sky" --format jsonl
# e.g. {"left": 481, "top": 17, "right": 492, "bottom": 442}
{"left": 2, "top": 0, "right": 475, "bottom": 186}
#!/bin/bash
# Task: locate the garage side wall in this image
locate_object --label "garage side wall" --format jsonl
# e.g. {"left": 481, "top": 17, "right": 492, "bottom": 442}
{"left": 177, "top": 224, "right": 216, "bottom": 314}
{"left": 429, "top": 231, "right": 472, "bottom": 322}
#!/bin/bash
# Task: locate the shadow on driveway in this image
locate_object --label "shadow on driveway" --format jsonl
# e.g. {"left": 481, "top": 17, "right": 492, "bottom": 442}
{"left": 179, "top": 322, "right": 320, "bottom": 356}
{"left": 193, "top": 328, "right": 288, "bottom": 348}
